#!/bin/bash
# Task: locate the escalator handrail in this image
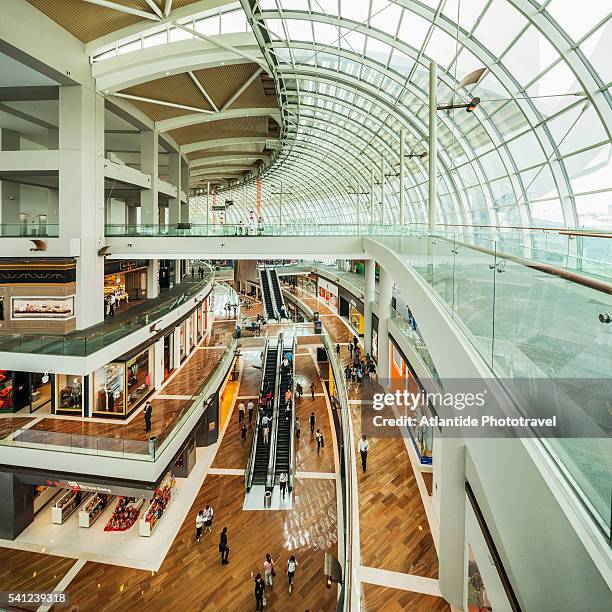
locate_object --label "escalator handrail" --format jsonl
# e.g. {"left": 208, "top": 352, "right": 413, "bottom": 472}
{"left": 245, "top": 338, "right": 269, "bottom": 492}
{"left": 259, "top": 267, "right": 274, "bottom": 320}
{"left": 269, "top": 268, "right": 286, "bottom": 318}
{"left": 266, "top": 333, "right": 284, "bottom": 490}
{"left": 287, "top": 335, "right": 297, "bottom": 490}
{"left": 265, "top": 268, "right": 281, "bottom": 320}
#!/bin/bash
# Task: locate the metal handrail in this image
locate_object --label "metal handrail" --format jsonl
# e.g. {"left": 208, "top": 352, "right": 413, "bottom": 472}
{"left": 245, "top": 338, "right": 269, "bottom": 492}
{"left": 266, "top": 333, "right": 284, "bottom": 491}
{"left": 266, "top": 267, "right": 281, "bottom": 320}
{"left": 287, "top": 335, "right": 297, "bottom": 493}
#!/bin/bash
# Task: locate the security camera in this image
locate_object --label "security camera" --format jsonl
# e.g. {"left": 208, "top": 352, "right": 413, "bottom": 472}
{"left": 599, "top": 313, "right": 611, "bottom": 324}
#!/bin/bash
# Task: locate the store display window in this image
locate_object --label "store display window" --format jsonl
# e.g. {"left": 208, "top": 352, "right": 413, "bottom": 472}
{"left": 197, "top": 306, "right": 203, "bottom": 340}
{"left": 55, "top": 375, "right": 83, "bottom": 414}
{"left": 12, "top": 296, "right": 74, "bottom": 320}
{"left": 93, "top": 363, "right": 125, "bottom": 415}
{"left": 179, "top": 321, "right": 187, "bottom": 361}
{"left": 0, "top": 370, "right": 14, "bottom": 413}
{"left": 126, "top": 347, "right": 154, "bottom": 411}
{"left": 349, "top": 304, "right": 364, "bottom": 335}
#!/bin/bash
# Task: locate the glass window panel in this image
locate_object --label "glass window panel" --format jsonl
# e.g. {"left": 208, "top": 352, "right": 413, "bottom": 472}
{"left": 265, "top": 18, "right": 285, "bottom": 39}
{"left": 546, "top": 0, "right": 610, "bottom": 41}
{"left": 451, "top": 48, "right": 485, "bottom": 84}
{"left": 287, "top": 19, "right": 313, "bottom": 41}
{"left": 340, "top": 0, "right": 369, "bottom": 23}
{"left": 555, "top": 105, "right": 608, "bottom": 156}
{"left": 564, "top": 144, "right": 612, "bottom": 195}
{"left": 519, "top": 164, "right": 558, "bottom": 201}
{"left": 506, "top": 130, "right": 546, "bottom": 169}
{"left": 441, "top": 0, "right": 489, "bottom": 33}
{"left": 311, "top": 0, "right": 339, "bottom": 17}
{"left": 530, "top": 198, "right": 564, "bottom": 224}
{"left": 575, "top": 191, "right": 612, "bottom": 227}
{"left": 118, "top": 40, "right": 141, "bottom": 54}
{"left": 220, "top": 10, "right": 247, "bottom": 33}
{"left": 283, "top": 0, "right": 310, "bottom": 10}
{"left": 501, "top": 25, "right": 558, "bottom": 86}
{"left": 487, "top": 100, "right": 529, "bottom": 140}
{"left": 579, "top": 22, "right": 612, "bottom": 86}
{"left": 389, "top": 49, "right": 415, "bottom": 76}
{"left": 527, "top": 60, "right": 581, "bottom": 116}
{"left": 424, "top": 26, "right": 459, "bottom": 67}
{"left": 339, "top": 28, "right": 365, "bottom": 53}
{"left": 143, "top": 31, "right": 166, "bottom": 48}
{"left": 313, "top": 21, "right": 339, "bottom": 45}
{"left": 478, "top": 149, "right": 506, "bottom": 179}
{"left": 365, "top": 36, "right": 392, "bottom": 62}
{"left": 473, "top": 0, "right": 527, "bottom": 57}
{"left": 397, "top": 10, "right": 431, "bottom": 50}
{"left": 369, "top": 0, "right": 403, "bottom": 35}
{"left": 196, "top": 15, "right": 220, "bottom": 35}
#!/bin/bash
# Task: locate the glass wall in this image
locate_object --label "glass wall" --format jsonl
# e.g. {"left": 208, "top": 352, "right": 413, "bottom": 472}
{"left": 54, "top": 375, "right": 83, "bottom": 414}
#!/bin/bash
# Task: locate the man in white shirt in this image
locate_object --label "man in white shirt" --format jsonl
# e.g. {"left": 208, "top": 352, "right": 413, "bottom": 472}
{"left": 195, "top": 510, "right": 205, "bottom": 542}
{"left": 358, "top": 435, "right": 370, "bottom": 473}
{"left": 238, "top": 401, "right": 245, "bottom": 423}
{"left": 247, "top": 399, "right": 255, "bottom": 423}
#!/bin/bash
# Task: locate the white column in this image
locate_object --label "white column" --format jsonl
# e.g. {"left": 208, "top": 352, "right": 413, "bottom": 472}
{"left": 59, "top": 85, "right": 105, "bottom": 329}
{"left": 140, "top": 130, "right": 158, "bottom": 225}
{"left": 399, "top": 127, "right": 405, "bottom": 226}
{"left": 437, "top": 436, "right": 467, "bottom": 608}
{"left": 154, "top": 338, "right": 164, "bottom": 389}
{"left": 175, "top": 259, "right": 182, "bottom": 284}
{"left": 428, "top": 61, "right": 437, "bottom": 231}
{"left": 0, "top": 130, "right": 21, "bottom": 227}
{"left": 376, "top": 266, "right": 393, "bottom": 382}
{"left": 363, "top": 258, "right": 376, "bottom": 356}
{"left": 173, "top": 324, "right": 181, "bottom": 364}
{"left": 181, "top": 157, "right": 189, "bottom": 223}
{"left": 369, "top": 168, "right": 374, "bottom": 228}
{"left": 167, "top": 152, "right": 181, "bottom": 226}
{"left": 380, "top": 157, "right": 385, "bottom": 225}
{"left": 242, "top": 182, "right": 247, "bottom": 226}
{"left": 147, "top": 259, "right": 160, "bottom": 299}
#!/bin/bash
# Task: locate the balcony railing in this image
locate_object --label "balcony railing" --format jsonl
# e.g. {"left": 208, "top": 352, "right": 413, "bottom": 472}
{"left": 0, "top": 223, "right": 59, "bottom": 237}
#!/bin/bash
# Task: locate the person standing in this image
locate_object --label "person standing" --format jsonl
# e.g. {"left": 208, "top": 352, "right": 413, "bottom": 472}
{"left": 263, "top": 553, "right": 275, "bottom": 587}
{"left": 109, "top": 292, "right": 116, "bottom": 317}
{"left": 295, "top": 416, "right": 301, "bottom": 440}
{"left": 352, "top": 335, "right": 359, "bottom": 350}
{"left": 247, "top": 399, "right": 255, "bottom": 422}
{"left": 279, "top": 472, "right": 288, "bottom": 499}
{"left": 295, "top": 382, "right": 303, "bottom": 399}
{"left": 203, "top": 504, "right": 214, "bottom": 533}
{"left": 143, "top": 401, "right": 152, "bottom": 433}
{"left": 316, "top": 429, "right": 324, "bottom": 454}
{"left": 254, "top": 573, "right": 266, "bottom": 611}
{"left": 359, "top": 435, "right": 370, "bottom": 473}
{"left": 284, "top": 387, "right": 293, "bottom": 409}
{"left": 309, "top": 382, "right": 316, "bottom": 401}
{"left": 336, "top": 343, "right": 340, "bottom": 357}
{"left": 219, "top": 526, "right": 229, "bottom": 564}
{"left": 240, "top": 423, "right": 247, "bottom": 444}
{"left": 348, "top": 342, "right": 353, "bottom": 357}
{"left": 195, "top": 510, "right": 205, "bottom": 542}
{"left": 286, "top": 555, "right": 298, "bottom": 593}
{"left": 238, "top": 401, "right": 245, "bottom": 423}
{"left": 309, "top": 411, "right": 316, "bottom": 435}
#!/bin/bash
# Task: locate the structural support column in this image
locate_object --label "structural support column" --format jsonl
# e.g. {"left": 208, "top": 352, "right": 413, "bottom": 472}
{"left": 59, "top": 85, "right": 105, "bottom": 329}
{"left": 380, "top": 157, "right": 385, "bottom": 226}
{"left": 363, "top": 258, "right": 376, "bottom": 356}
{"left": 428, "top": 61, "right": 437, "bottom": 231}
{"left": 376, "top": 266, "right": 392, "bottom": 382}
{"left": 399, "top": 127, "right": 405, "bottom": 226}
{"left": 181, "top": 157, "right": 189, "bottom": 223}
{"left": 0, "top": 129, "right": 21, "bottom": 227}
{"left": 140, "top": 130, "right": 158, "bottom": 225}
{"left": 147, "top": 259, "right": 160, "bottom": 299}
{"left": 167, "top": 152, "right": 181, "bottom": 226}
{"left": 369, "top": 168, "right": 374, "bottom": 228}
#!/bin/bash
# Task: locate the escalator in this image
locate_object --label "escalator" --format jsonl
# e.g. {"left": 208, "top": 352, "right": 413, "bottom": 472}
{"left": 269, "top": 268, "right": 287, "bottom": 319}
{"left": 251, "top": 341, "right": 279, "bottom": 486}
{"left": 274, "top": 338, "right": 295, "bottom": 478}
{"left": 259, "top": 268, "right": 276, "bottom": 320}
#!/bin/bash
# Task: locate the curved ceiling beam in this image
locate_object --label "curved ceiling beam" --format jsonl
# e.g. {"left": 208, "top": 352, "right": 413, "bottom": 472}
{"left": 93, "top": 34, "right": 262, "bottom": 92}
{"left": 181, "top": 136, "right": 275, "bottom": 155}
{"left": 190, "top": 153, "right": 271, "bottom": 168}
{"left": 191, "top": 165, "right": 254, "bottom": 177}
{"left": 156, "top": 107, "right": 281, "bottom": 132}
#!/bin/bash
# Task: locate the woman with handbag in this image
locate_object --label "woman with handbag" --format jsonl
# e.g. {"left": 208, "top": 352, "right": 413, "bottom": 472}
{"left": 263, "top": 553, "right": 276, "bottom": 587}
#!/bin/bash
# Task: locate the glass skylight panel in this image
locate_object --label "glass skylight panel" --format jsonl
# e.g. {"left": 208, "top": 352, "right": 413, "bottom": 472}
{"left": 501, "top": 26, "right": 557, "bottom": 87}
{"left": 564, "top": 144, "right": 611, "bottom": 194}
{"left": 258, "top": 0, "right": 278, "bottom": 10}
{"left": 397, "top": 10, "right": 431, "bottom": 50}
{"left": 339, "top": 28, "right": 366, "bottom": 53}
{"left": 221, "top": 10, "right": 248, "bottom": 33}
{"left": 313, "top": 21, "right": 340, "bottom": 45}
{"left": 311, "top": 0, "right": 339, "bottom": 17}
{"left": 389, "top": 49, "right": 415, "bottom": 76}
{"left": 287, "top": 19, "right": 314, "bottom": 41}
{"left": 143, "top": 31, "right": 167, "bottom": 48}
{"left": 579, "top": 23, "right": 612, "bottom": 84}
{"left": 546, "top": 0, "right": 610, "bottom": 41}
{"left": 365, "top": 36, "right": 392, "bottom": 63}
{"left": 118, "top": 40, "right": 141, "bottom": 54}
{"left": 473, "top": 0, "right": 528, "bottom": 57}
{"left": 369, "top": 0, "right": 402, "bottom": 36}
{"left": 339, "top": 0, "right": 369, "bottom": 23}
{"left": 282, "top": 0, "right": 310, "bottom": 11}
{"left": 441, "top": 0, "right": 488, "bottom": 33}
{"left": 526, "top": 60, "right": 580, "bottom": 116}
{"left": 196, "top": 15, "right": 220, "bottom": 35}
{"left": 265, "top": 19, "right": 286, "bottom": 39}
{"left": 424, "top": 26, "right": 460, "bottom": 68}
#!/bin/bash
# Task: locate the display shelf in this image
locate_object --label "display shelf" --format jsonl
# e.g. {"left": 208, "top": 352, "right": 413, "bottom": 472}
{"left": 78, "top": 493, "right": 114, "bottom": 528}
{"left": 139, "top": 473, "right": 174, "bottom": 537}
{"left": 104, "top": 497, "right": 143, "bottom": 532}
{"left": 51, "top": 490, "right": 91, "bottom": 524}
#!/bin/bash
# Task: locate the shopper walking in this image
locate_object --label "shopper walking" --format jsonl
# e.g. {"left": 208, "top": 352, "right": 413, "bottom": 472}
{"left": 286, "top": 555, "right": 298, "bottom": 593}
{"left": 309, "top": 411, "right": 316, "bottom": 435}
{"left": 263, "top": 421, "right": 270, "bottom": 445}
{"left": 279, "top": 472, "right": 288, "bottom": 499}
{"left": 309, "top": 382, "right": 316, "bottom": 401}
{"left": 316, "top": 429, "right": 324, "bottom": 454}
{"left": 263, "top": 553, "right": 276, "bottom": 587}
{"left": 348, "top": 342, "right": 353, "bottom": 357}
{"left": 109, "top": 292, "right": 116, "bottom": 317}
{"left": 143, "top": 401, "right": 152, "bottom": 433}
{"left": 359, "top": 435, "right": 370, "bottom": 473}
{"left": 203, "top": 504, "right": 213, "bottom": 533}
{"left": 336, "top": 343, "right": 340, "bottom": 357}
{"left": 238, "top": 401, "right": 245, "bottom": 423}
{"left": 219, "top": 526, "right": 229, "bottom": 564}
{"left": 295, "top": 382, "right": 303, "bottom": 399}
{"left": 240, "top": 423, "right": 247, "bottom": 444}
{"left": 195, "top": 510, "right": 205, "bottom": 542}
{"left": 247, "top": 399, "right": 255, "bottom": 422}
{"left": 352, "top": 335, "right": 359, "bottom": 350}
{"left": 254, "top": 573, "right": 266, "bottom": 611}
{"left": 295, "top": 416, "right": 301, "bottom": 440}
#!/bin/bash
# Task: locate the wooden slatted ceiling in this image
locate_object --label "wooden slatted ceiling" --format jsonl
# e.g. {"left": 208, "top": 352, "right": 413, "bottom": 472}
{"left": 186, "top": 144, "right": 266, "bottom": 158}
{"left": 26, "top": 0, "right": 203, "bottom": 43}
{"left": 169, "top": 116, "right": 270, "bottom": 144}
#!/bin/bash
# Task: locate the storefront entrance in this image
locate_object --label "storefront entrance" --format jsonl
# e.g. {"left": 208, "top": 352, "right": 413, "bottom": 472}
{"left": 0, "top": 371, "right": 52, "bottom": 414}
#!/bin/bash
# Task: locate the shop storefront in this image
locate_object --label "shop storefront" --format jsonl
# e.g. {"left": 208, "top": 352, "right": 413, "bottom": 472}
{"left": 389, "top": 338, "right": 434, "bottom": 465}
{"left": 338, "top": 286, "right": 364, "bottom": 336}
{"left": 163, "top": 332, "right": 174, "bottom": 381}
{"left": 371, "top": 314, "right": 379, "bottom": 363}
{"left": 93, "top": 344, "right": 154, "bottom": 417}
{"left": 0, "top": 370, "right": 53, "bottom": 413}
{"left": 317, "top": 278, "right": 339, "bottom": 312}
{"left": 54, "top": 374, "right": 85, "bottom": 415}
{"left": 103, "top": 259, "right": 149, "bottom": 309}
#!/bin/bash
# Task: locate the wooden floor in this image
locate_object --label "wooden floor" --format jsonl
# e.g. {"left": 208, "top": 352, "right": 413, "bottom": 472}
{"left": 361, "top": 583, "right": 450, "bottom": 611}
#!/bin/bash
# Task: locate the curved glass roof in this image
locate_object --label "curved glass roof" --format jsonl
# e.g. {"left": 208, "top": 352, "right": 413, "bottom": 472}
{"left": 217, "top": 0, "right": 611, "bottom": 231}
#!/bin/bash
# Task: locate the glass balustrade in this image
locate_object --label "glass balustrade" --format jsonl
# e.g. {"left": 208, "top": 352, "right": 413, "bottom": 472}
{"left": 0, "top": 223, "right": 59, "bottom": 237}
